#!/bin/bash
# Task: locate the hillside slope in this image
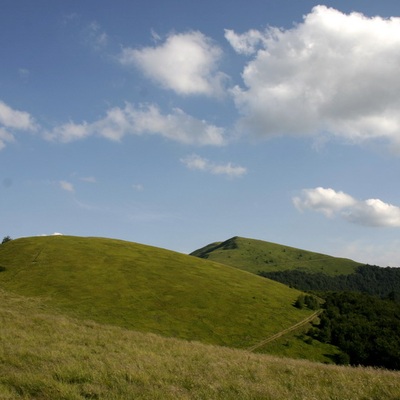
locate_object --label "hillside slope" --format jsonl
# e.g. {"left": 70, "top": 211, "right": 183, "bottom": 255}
{"left": 2, "top": 289, "right": 399, "bottom": 400}
{"left": 0, "top": 235, "right": 314, "bottom": 349}
{"left": 191, "top": 236, "right": 360, "bottom": 276}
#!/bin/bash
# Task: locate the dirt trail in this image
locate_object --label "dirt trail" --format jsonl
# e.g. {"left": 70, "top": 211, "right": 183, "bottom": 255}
{"left": 248, "top": 310, "right": 322, "bottom": 352}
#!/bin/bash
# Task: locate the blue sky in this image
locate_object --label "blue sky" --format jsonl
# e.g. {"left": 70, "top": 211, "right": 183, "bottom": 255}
{"left": 2, "top": 1, "right": 400, "bottom": 266}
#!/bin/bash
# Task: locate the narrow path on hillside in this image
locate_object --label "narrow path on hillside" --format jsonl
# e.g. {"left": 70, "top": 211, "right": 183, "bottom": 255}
{"left": 247, "top": 310, "right": 323, "bottom": 352}
{"left": 268, "top": 257, "right": 344, "bottom": 267}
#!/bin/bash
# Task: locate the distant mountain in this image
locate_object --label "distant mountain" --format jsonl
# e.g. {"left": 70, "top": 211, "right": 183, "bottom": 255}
{"left": 191, "top": 236, "right": 360, "bottom": 276}
{"left": 0, "top": 235, "right": 315, "bottom": 350}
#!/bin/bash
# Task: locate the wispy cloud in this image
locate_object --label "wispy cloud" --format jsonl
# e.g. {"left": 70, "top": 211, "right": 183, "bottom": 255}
{"left": 225, "top": 29, "right": 266, "bottom": 55}
{"left": 0, "top": 100, "right": 37, "bottom": 131}
{"left": 84, "top": 21, "right": 109, "bottom": 50}
{"left": 59, "top": 180, "right": 75, "bottom": 193}
{"left": 0, "top": 128, "right": 15, "bottom": 150}
{"left": 119, "top": 31, "right": 227, "bottom": 97}
{"left": 293, "top": 187, "right": 400, "bottom": 227}
{"left": 47, "top": 103, "right": 225, "bottom": 146}
{"left": 63, "top": 14, "right": 109, "bottom": 51}
{"left": 0, "top": 100, "right": 37, "bottom": 149}
{"left": 80, "top": 176, "right": 97, "bottom": 183}
{"left": 132, "top": 184, "right": 144, "bottom": 192}
{"left": 181, "top": 154, "right": 247, "bottom": 178}
{"left": 335, "top": 239, "right": 400, "bottom": 267}
{"left": 18, "top": 68, "right": 30, "bottom": 80}
{"left": 229, "top": 6, "right": 400, "bottom": 148}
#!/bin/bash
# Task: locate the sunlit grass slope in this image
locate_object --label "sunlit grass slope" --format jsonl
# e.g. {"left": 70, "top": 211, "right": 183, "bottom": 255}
{"left": 1, "top": 289, "right": 399, "bottom": 400}
{"left": 191, "top": 236, "right": 360, "bottom": 276}
{"left": 0, "top": 235, "right": 313, "bottom": 349}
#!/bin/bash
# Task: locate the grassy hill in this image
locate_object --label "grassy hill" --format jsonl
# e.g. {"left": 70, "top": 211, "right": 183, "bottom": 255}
{"left": 0, "top": 235, "right": 317, "bottom": 350}
{"left": 191, "top": 236, "right": 360, "bottom": 276}
{"left": 1, "top": 288, "right": 399, "bottom": 400}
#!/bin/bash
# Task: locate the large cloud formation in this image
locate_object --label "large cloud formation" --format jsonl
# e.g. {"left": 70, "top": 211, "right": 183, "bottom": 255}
{"left": 227, "top": 6, "right": 400, "bottom": 146}
{"left": 47, "top": 103, "right": 225, "bottom": 146}
{"left": 119, "top": 31, "right": 227, "bottom": 97}
{"left": 293, "top": 187, "right": 400, "bottom": 227}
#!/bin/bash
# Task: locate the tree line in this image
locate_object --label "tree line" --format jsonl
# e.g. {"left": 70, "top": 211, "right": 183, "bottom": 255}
{"left": 308, "top": 291, "right": 400, "bottom": 370}
{"left": 259, "top": 265, "right": 400, "bottom": 370}
{"left": 259, "top": 264, "right": 400, "bottom": 301}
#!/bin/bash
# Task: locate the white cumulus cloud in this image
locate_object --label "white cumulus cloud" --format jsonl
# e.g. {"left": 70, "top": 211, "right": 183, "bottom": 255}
{"left": 47, "top": 103, "right": 225, "bottom": 146}
{"left": 345, "top": 198, "right": 400, "bottom": 227}
{"left": 293, "top": 187, "right": 356, "bottom": 217}
{"left": 119, "top": 31, "right": 227, "bottom": 97}
{"left": 230, "top": 6, "right": 400, "bottom": 147}
{"left": 181, "top": 154, "right": 247, "bottom": 178}
{"left": 224, "top": 29, "right": 266, "bottom": 55}
{"left": 293, "top": 187, "right": 400, "bottom": 227}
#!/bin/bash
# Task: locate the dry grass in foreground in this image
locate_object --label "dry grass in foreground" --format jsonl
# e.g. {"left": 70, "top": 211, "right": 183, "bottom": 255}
{"left": 1, "top": 289, "right": 399, "bottom": 400}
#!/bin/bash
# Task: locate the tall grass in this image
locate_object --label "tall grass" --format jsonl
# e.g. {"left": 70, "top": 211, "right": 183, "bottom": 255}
{"left": 1, "top": 289, "right": 399, "bottom": 400}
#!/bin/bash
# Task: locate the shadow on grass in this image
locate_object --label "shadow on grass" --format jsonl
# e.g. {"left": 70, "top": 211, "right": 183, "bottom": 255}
{"left": 323, "top": 352, "right": 350, "bottom": 365}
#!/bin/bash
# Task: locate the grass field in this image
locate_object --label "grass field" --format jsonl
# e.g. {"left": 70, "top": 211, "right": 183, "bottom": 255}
{"left": 191, "top": 236, "right": 360, "bottom": 276}
{"left": 0, "top": 235, "right": 315, "bottom": 350}
{"left": 1, "top": 288, "right": 399, "bottom": 400}
{"left": 256, "top": 318, "right": 342, "bottom": 363}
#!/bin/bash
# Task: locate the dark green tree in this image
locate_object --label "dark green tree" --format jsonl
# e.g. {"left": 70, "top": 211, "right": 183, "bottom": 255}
{"left": 310, "top": 292, "right": 400, "bottom": 370}
{"left": 1, "top": 236, "right": 12, "bottom": 244}
{"left": 294, "top": 294, "right": 305, "bottom": 309}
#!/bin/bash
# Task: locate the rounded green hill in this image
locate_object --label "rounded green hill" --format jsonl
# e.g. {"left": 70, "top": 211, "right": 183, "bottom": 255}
{"left": 0, "top": 235, "right": 314, "bottom": 349}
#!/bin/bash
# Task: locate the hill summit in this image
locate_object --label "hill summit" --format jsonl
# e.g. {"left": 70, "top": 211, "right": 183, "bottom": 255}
{"left": 191, "top": 236, "right": 360, "bottom": 276}
{"left": 0, "top": 235, "right": 314, "bottom": 350}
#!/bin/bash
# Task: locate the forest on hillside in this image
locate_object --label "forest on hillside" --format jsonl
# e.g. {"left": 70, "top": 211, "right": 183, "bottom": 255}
{"left": 260, "top": 264, "right": 400, "bottom": 370}
{"left": 308, "top": 292, "right": 400, "bottom": 370}
{"left": 259, "top": 264, "right": 400, "bottom": 301}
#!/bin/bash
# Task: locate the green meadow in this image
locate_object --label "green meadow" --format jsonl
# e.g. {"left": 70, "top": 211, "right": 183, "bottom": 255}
{"left": 191, "top": 236, "right": 360, "bottom": 276}
{"left": 1, "top": 288, "right": 399, "bottom": 400}
{"left": 0, "top": 236, "right": 313, "bottom": 349}
{"left": 1, "top": 235, "right": 399, "bottom": 399}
